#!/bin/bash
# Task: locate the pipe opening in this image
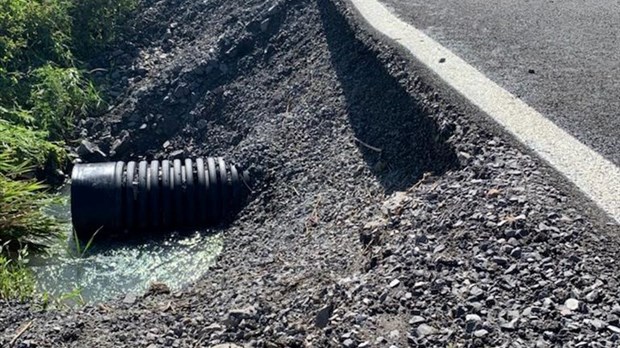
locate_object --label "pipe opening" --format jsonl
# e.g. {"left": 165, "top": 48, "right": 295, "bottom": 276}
{"left": 71, "top": 157, "right": 252, "bottom": 240}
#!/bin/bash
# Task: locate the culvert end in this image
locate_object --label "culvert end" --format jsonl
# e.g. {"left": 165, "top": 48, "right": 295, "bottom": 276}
{"left": 70, "top": 157, "right": 252, "bottom": 240}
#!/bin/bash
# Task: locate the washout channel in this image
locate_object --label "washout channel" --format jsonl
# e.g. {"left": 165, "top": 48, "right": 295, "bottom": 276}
{"left": 2, "top": 0, "right": 620, "bottom": 347}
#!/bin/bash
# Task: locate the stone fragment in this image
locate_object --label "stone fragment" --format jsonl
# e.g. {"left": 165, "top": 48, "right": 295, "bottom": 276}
{"left": 123, "top": 293, "right": 137, "bottom": 304}
{"left": 110, "top": 131, "right": 131, "bottom": 156}
{"left": 473, "top": 329, "right": 488, "bottom": 338}
{"left": 77, "top": 140, "right": 107, "bottom": 162}
{"left": 343, "top": 338, "right": 355, "bottom": 347}
{"left": 416, "top": 324, "right": 437, "bottom": 337}
{"left": 381, "top": 191, "right": 409, "bottom": 216}
{"left": 565, "top": 298, "right": 579, "bottom": 311}
{"left": 608, "top": 325, "right": 620, "bottom": 334}
{"left": 315, "top": 304, "right": 333, "bottom": 328}
{"left": 409, "top": 316, "right": 426, "bottom": 325}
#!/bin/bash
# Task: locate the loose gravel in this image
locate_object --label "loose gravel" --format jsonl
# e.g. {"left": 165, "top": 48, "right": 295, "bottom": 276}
{"left": 2, "top": 0, "right": 619, "bottom": 347}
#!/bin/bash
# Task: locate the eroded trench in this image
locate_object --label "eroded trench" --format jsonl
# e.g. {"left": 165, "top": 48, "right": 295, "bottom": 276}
{"left": 32, "top": 0, "right": 459, "bottom": 303}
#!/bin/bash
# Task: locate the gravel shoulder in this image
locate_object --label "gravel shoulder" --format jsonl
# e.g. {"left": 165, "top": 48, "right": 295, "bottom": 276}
{"left": 2, "top": 0, "right": 620, "bottom": 347}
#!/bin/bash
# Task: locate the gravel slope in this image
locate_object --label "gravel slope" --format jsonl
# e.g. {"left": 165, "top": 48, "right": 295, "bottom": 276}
{"left": 2, "top": 0, "right": 619, "bottom": 347}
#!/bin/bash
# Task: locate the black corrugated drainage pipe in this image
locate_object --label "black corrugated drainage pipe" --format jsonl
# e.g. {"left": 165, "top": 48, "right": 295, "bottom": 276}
{"left": 71, "top": 157, "right": 251, "bottom": 239}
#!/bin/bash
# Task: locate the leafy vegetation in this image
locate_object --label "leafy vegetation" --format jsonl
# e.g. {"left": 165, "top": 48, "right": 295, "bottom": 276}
{"left": 71, "top": 0, "right": 138, "bottom": 59}
{"left": 0, "top": 120, "right": 66, "bottom": 168}
{"left": 0, "top": 0, "right": 137, "bottom": 300}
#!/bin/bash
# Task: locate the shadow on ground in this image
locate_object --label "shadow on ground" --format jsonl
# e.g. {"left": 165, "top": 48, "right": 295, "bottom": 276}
{"left": 318, "top": 0, "right": 458, "bottom": 192}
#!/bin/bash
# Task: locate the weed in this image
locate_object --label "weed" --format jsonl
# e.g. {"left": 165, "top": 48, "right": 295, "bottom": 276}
{"left": 28, "top": 65, "right": 102, "bottom": 139}
{"left": 38, "top": 286, "right": 85, "bottom": 309}
{"left": 0, "top": 120, "right": 66, "bottom": 170}
{"left": 70, "top": 0, "right": 138, "bottom": 59}
{"left": 0, "top": 153, "right": 63, "bottom": 254}
{"left": 0, "top": 243, "right": 35, "bottom": 300}
{"left": 70, "top": 227, "right": 100, "bottom": 259}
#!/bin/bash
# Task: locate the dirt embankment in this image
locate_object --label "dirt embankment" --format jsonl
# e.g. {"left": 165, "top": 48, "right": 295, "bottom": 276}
{"left": 2, "top": 0, "right": 620, "bottom": 347}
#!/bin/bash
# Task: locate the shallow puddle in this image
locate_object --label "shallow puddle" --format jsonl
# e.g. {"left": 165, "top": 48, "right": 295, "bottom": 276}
{"left": 29, "top": 188, "right": 223, "bottom": 303}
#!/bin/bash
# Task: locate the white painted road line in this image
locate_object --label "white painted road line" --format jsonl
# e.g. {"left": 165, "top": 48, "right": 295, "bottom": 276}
{"left": 348, "top": 0, "right": 620, "bottom": 224}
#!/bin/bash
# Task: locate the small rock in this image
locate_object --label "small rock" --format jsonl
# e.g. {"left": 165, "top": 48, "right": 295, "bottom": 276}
{"left": 585, "top": 318, "right": 606, "bottom": 331}
{"left": 211, "top": 344, "right": 243, "bottom": 348}
{"left": 225, "top": 306, "right": 257, "bottom": 328}
{"left": 77, "top": 140, "right": 107, "bottom": 161}
{"left": 608, "top": 325, "right": 620, "bottom": 334}
{"left": 389, "top": 279, "right": 400, "bottom": 288}
{"left": 228, "top": 306, "right": 257, "bottom": 320}
{"left": 473, "top": 329, "right": 488, "bottom": 338}
{"left": 110, "top": 131, "right": 130, "bottom": 156}
{"left": 466, "top": 314, "right": 481, "bottom": 322}
{"left": 315, "top": 304, "right": 333, "bottom": 328}
{"left": 465, "top": 314, "right": 481, "bottom": 332}
{"left": 416, "top": 234, "right": 429, "bottom": 244}
{"left": 585, "top": 290, "right": 600, "bottom": 303}
{"left": 146, "top": 282, "right": 170, "bottom": 296}
{"left": 205, "top": 323, "right": 223, "bottom": 332}
{"left": 492, "top": 256, "right": 508, "bottom": 266}
{"left": 500, "top": 319, "right": 517, "bottom": 331}
{"left": 18, "top": 340, "right": 35, "bottom": 348}
{"left": 565, "top": 298, "right": 579, "bottom": 311}
{"left": 416, "top": 324, "right": 437, "bottom": 337}
{"left": 409, "top": 316, "right": 426, "bottom": 325}
{"left": 382, "top": 191, "right": 409, "bottom": 216}
{"left": 123, "top": 293, "right": 137, "bottom": 304}
{"left": 486, "top": 188, "right": 501, "bottom": 198}
{"left": 343, "top": 339, "right": 355, "bottom": 347}
{"left": 169, "top": 149, "right": 184, "bottom": 159}
{"left": 469, "top": 286, "right": 484, "bottom": 299}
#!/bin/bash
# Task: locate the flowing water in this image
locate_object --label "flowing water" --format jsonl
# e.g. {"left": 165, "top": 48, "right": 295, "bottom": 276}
{"left": 29, "top": 187, "right": 223, "bottom": 303}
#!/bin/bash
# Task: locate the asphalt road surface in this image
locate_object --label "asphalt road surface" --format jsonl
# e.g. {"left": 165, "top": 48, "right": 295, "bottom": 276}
{"left": 378, "top": 0, "right": 620, "bottom": 166}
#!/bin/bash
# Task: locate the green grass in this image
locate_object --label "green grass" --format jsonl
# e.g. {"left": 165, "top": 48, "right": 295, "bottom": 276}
{"left": 70, "top": 0, "right": 138, "bottom": 59}
{"left": 0, "top": 0, "right": 137, "bottom": 300}
{"left": 0, "top": 119, "right": 66, "bottom": 169}
{"left": 0, "top": 245, "right": 35, "bottom": 301}
{"left": 28, "top": 65, "right": 102, "bottom": 140}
